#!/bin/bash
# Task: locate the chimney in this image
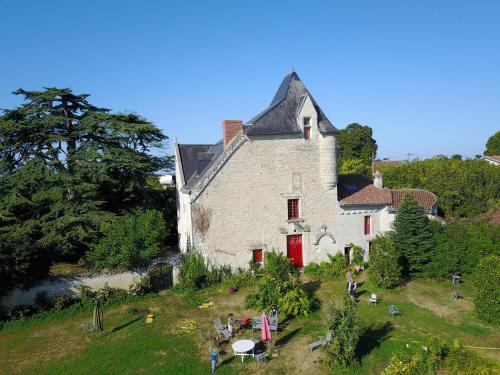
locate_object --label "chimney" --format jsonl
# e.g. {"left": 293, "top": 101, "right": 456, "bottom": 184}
{"left": 223, "top": 120, "right": 243, "bottom": 149}
{"left": 373, "top": 170, "right": 383, "bottom": 189}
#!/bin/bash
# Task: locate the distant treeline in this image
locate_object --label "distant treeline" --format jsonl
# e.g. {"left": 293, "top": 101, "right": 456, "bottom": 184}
{"left": 378, "top": 158, "right": 499, "bottom": 218}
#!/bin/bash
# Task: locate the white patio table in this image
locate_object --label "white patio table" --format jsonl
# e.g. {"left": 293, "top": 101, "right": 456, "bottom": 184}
{"left": 232, "top": 339, "right": 255, "bottom": 363}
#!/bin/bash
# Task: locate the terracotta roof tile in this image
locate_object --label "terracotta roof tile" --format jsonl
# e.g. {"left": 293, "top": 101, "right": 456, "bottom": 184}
{"left": 340, "top": 185, "right": 393, "bottom": 206}
{"left": 391, "top": 189, "right": 437, "bottom": 211}
{"left": 484, "top": 155, "right": 500, "bottom": 163}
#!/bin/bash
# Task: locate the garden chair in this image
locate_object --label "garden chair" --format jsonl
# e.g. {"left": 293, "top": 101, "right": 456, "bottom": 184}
{"left": 308, "top": 331, "right": 333, "bottom": 351}
{"left": 452, "top": 290, "right": 462, "bottom": 300}
{"left": 213, "top": 318, "right": 232, "bottom": 339}
{"left": 254, "top": 351, "right": 268, "bottom": 364}
{"left": 269, "top": 316, "right": 279, "bottom": 332}
{"left": 388, "top": 304, "right": 400, "bottom": 317}
{"left": 368, "top": 293, "right": 378, "bottom": 304}
{"left": 252, "top": 317, "right": 262, "bottom": 332}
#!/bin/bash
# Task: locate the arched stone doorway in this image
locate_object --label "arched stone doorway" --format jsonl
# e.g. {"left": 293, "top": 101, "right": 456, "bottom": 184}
{"left": 147, "top": 256, "right": 181, "bottom": 292}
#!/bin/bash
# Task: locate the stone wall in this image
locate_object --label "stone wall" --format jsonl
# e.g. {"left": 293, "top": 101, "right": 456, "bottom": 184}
{"left": 1, "top": 271, "right": 147, "bottom": 310}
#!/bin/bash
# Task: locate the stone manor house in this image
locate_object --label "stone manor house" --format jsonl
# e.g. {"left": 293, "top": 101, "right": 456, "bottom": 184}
{"left": 174, "top": 72, "right": 437, "bottom": 269}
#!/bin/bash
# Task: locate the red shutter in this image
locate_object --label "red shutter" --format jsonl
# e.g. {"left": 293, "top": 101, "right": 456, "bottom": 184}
{"left": 288, "top": 199, "right": 299, "bottom": 220}
{"left": 253, "top": 249, "right": 263, "bottom": 264}
{"left": 364, "top": 216, "right": 371, "bottom": 235}
{"left": 304, "top": 126, "right": 311, "bottom": 140}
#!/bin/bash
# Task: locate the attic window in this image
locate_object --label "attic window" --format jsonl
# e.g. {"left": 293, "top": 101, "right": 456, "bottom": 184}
{"left": 303, "top": 117, "right": 310, "bottom": 126}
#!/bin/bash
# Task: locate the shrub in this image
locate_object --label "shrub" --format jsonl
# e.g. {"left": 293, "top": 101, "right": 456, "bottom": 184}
{"left": 263, "top": 249, "right": 293, "bottom": 283}
{"left": 221, "top": 272, "right": 254, "bottom": 290}
{"left": 35, "top": 291, "right": 53, "bottom": 311}
{"left": 382, "top": 338, "right": 499, "bottom": 374}
{"left": 52, "top": 294, "right": 73, "bottom": 310}
{"left": 369, "top": 234, "right": 401, "bottom": 289}
{"left": 178, "top": 251, "right": 209, "bottom": 290}
{"left": 325, "top": 294, "right": 361, "bottom": 368}
{"left": 8, "top": 305, "right": 37, "bottom": 320}
{"left": 129, "top": 276, "right": 151, "bottom": 296}
{"left": 206, "top": 263, "right": 232, "bottom": 286}
{"left": 78, "top": 284, "right": 129, "bottom": 306}
{"left": 244, "top": 276, "right": 290, "bottom": 310}
{"left": 351, "top": 245, "right": 364, "bottom": 266}
{"left": 429, "top": 220, "right": 499, "bottom": 278}
{"left": 303, "top": 262, "right": 321, "bottom": 278}
{"left": 87, "top": 209, "right": 166, "bottom": 271}
{"left": 472, "top": 255, "right": 500, "bottom": 324}
{"left": 304, "top": 254, "right": 345, "bottom": 279}
{"left": 279, "top": 286, "right": 313, "bottom": 317}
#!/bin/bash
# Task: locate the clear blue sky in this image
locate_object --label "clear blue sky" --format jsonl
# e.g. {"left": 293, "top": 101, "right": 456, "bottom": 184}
{"left": 1, "top": 0, "right": 499, "bottom": 159}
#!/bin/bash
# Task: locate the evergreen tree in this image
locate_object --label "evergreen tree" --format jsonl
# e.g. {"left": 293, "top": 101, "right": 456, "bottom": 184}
{"left": 0, "top": 88, "right": 172, "bottom": 291}
{"left": 325, "top": 294, "right": 361, "bottom": 368}
{"left": 392, "top": 194, "right": 435, "bottom": 276}
{"left": 369, "top": 233, "right": 401, "bottom": 288}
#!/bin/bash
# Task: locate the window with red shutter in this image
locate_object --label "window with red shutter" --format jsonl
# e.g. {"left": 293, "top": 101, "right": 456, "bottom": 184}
{"left": 288, "top": 199, "right": 299, "bottom": 220}
{"left": 304, "top": 126, "right": 311, "bottom": 140}
{"left": 364, "top": 216, "right": 371, "bottom": 235}
{"left": 252, "top": 249, "right": 263, "bottom": 264}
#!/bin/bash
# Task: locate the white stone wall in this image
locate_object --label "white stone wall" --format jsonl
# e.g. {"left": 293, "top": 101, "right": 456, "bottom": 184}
{"left": 1, "top": 271, "right": 147, "bottom": 310}
{"left": 175, "top": 143, "right": 193, "bottom": 253}
{"left": 191, "top": 125, "right": 341, "bottom": 269}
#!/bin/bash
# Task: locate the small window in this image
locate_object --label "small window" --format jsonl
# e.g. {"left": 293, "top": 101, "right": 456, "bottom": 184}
{"left": 252, "top": 249, "right": 263, "bottom": 264}
{"left": 364, "top": 216, "right": 371, "bottom": 235}
{"left": 304, "top": 126, "right": 311, "bottom": 140}
{"left": 303, "top": 117, "right": 310, "bottom": 126}
{"left": 288, "top": 199, "right": 299, "bottom": 220}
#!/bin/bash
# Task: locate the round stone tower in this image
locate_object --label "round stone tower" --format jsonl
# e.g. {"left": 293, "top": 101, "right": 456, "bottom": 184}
{"left": 319, "top": 133, "right": 338, "bottom": 189}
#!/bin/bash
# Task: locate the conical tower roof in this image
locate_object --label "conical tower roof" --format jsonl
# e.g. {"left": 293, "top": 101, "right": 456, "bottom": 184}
{"left": 245, "top": 72, "right": 338, "bottom": 135}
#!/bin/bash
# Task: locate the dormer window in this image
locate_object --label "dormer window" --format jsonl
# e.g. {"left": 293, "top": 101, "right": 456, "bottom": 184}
{"left": 303, "top": 117, "right": 311, "bottom": 140}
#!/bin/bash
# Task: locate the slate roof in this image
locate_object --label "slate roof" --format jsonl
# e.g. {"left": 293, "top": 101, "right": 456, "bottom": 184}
{"left": 338, "top": 174, "right": 437, "bottom": 212}
{"left": 177, "top": 141, "right": 223, "bottom": 186}
{"left": 245, "top": 72, "right": 338, "bottom": 136}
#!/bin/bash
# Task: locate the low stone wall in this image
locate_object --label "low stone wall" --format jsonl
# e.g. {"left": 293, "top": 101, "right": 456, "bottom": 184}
{"left": 1, "top": 270, "right": 147, "bottom": 310}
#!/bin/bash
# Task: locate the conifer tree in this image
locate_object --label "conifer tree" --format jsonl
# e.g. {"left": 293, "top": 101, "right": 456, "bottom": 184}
{"left": 392, "top": 193, "right": 435, "bottom": 276}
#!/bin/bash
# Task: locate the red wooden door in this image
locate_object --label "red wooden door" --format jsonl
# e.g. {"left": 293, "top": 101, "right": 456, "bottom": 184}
{"left": 287, "top": 235, "right": 303, "bottom": 267}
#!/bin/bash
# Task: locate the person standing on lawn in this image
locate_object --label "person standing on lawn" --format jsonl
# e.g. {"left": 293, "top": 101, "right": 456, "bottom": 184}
{"left": 227, "top": 313, "right": 234, "bottom": 336}
{"left": 346, "top": 268, "right": 353, "bottom": 294}
{"left": 210, "top": 348, "right": 219, "bottom": 373}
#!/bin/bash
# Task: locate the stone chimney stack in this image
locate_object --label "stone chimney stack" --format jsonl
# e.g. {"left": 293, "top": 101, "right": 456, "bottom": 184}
{"left": 223, "top": 120, "right": 243, "bottom": 149}
{"left": 373, "top": 170, "right": 383, "bottom": 189}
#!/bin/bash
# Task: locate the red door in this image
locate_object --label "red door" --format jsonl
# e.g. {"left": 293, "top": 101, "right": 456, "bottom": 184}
{"left": 287, "top": 235, "right": 303, "bottom": 267}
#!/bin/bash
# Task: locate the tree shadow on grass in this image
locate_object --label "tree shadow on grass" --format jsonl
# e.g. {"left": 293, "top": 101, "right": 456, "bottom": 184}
{"left": 275, "top": 328, "right": 301, "bottom": 347}
{"left": 356, "top": 322, "right": 393, "bottom": 359}
{"left": 302, "top": 279, "right": 322, "bottom": 295}
{"left": 110, "top": 316, "right": 142, "bottom": 333}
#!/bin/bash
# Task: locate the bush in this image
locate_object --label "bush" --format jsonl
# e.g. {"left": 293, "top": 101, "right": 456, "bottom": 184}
{"left": 178, "top": 251, "right": 209, "bottom": 290}
{"left": 351, "top": 245, "right": 364, "bottom": 266}
{"left": 369, "top": 234, "right": 401, "bottom": 289}
{"left": 279, "top": 286, "right": 313, "bottom": 317}
{"left": 78, "top": 284, "right": 129, "bottom": 306}
{"left": 472, "top": 255, "right": 500, "bottom": 324}
{"left": 221, "top": 272, "right": 254, "bottom": 290}
{"left": 8, "top": 305, "right": 37, "bottom": 320}
{"left": 325, "top": 294, "right": 361, "bottom": 368}
{"left": 129, "top": 276, "right": 151, "bottom": 296}
{"left": 244, "top": 276, "right": 291, "bottom": 310}
{"left": 35, "top": 291, "right": 53, "bottom": 311}
{"left": 429, "top": 220, "right": 499, "bottom": 278}
{"left": 382, "top": 338, "right": 499, "bottom": 374}
{"left": 303, "top": 254, "right": 345, "bottom": 280}
{"left": 87, "top": 209, "right": 166, "bottom": 271}
{"left": 52, "top": 294, "right": 74, "bottom": 310}
{"left": 206, "top": 263, "right": 232, "bottom": 286}
{"left": 263, "top": 249, "right": 293, "bottom": 283}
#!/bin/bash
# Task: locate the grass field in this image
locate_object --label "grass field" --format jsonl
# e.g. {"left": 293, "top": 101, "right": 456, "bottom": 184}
{"left": 1, "top": 272, "right": 498, "bottom": 374}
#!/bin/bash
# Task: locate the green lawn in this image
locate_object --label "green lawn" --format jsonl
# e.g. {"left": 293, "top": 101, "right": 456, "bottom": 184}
{"left": 1, "top": 273, "right": 498, "bottom": 374}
